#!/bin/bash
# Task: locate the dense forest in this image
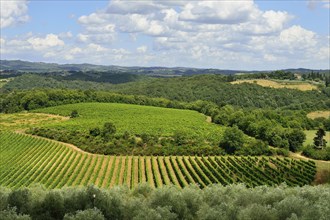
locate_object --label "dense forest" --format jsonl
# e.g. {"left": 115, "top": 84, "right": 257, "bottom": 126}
{"left": 2, "top": 73, "right": 330, "bottom": 110}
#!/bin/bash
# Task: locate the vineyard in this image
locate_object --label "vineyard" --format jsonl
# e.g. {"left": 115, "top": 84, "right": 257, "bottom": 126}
{"left": 0, "top": 132, "right": 317, "bottom": 189}
{"left": 31, "top": 102, "right": 224, "bottom": 141}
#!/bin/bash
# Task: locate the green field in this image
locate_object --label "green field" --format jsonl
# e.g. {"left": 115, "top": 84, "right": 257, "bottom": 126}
{"left": 0, "top": 132, "right": 317, "bottom": 189}
{"left": 32, "top": 102, "right": 224, "bottom": 142}
{"left": 304, "top": 130, "right": 330, "bottom": 147}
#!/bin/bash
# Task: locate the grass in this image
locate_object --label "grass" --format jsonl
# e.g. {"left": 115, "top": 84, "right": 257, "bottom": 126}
{"left": 231, "top": 79, "right": 318, "bottom": 91}
{"left": 0, "top": 113, "right": 68, "bottom": 131}
{"left": 31, "top": 102, "right": 225, "bottom": 142}
{"left": 307, "top": 111, "right": 330, "bottom": 119}
{"left": 304, "top": 130, "right": 330, "bottom": 147}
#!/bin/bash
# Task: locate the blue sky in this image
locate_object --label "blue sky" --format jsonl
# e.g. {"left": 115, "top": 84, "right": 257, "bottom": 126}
{"left": 1, "top": 0, "right": 329, "bottom": 70}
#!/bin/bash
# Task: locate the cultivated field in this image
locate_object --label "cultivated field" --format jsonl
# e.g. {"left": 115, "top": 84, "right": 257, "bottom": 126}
{"left": 307, "top": 111, "right": 330, "bottom": 119}
{"left": 231, "top": 79, "right": 318, "bottom": 91}
{"left": 0, "top": 132, "right": 317, "bottom": 189}
{"left": 31, "top": 102, "right": 224, "bottom": 141}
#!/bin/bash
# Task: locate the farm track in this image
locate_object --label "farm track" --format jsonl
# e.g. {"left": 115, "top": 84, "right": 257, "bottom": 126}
{"left": 0, "top": 132, "right": 319, "bottom": 189}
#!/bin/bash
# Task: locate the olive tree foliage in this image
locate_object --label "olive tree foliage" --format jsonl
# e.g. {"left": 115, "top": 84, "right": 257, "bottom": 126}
{"left": 1, "top": 184, "right": 330, "bottom": 220}
{"left": 64, "top": 208, "right": 105, "bottom": 220}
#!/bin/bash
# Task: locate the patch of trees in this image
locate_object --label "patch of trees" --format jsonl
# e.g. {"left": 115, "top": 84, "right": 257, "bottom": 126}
{"left": 207, "top": 105, "right": 308, "bottom": 152}
{"left": 302, "top": 71, "right": 330, "bottom": 85}
{"left": 303, "top": 128, "right": 330, "bottom": 160}
{"left": 1, "top": 184, "right": 330, "bottom": 220}
{"left": 234, "top": 70, "right": 297, "bottom": 81}
{"left": 27, "top": 124, "right": 225, "bottom": 156}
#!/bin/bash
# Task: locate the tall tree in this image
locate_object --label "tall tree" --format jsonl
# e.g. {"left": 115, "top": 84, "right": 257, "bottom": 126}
{"left": 313, "top": 128, "right": 327, "bottom": 149}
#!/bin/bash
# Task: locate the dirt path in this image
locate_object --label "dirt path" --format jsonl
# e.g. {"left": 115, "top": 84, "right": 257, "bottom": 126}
{"left": 289, "top": 152, "right": 330, "bottom": 164}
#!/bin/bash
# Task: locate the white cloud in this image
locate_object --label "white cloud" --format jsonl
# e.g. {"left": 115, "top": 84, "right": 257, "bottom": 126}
{"left": 107, "top": 0, "right": 164, "bottom": 15}
{"left": 179, "top": 1, "right": 256, "bottom": 24}
{"left": 279, "top": 25, "right": 316, "bottom": 49}
{"left": 1, "top": 0, "right": 328, "bottom": 69}
{"left": 137, "top": 46, "right": 147, "bottom": 53}
{"left": 27, "top": 34, "right": 65, "bottom": 50}
{"left": 0, "top": 0, "right": 29, "bottom": 28}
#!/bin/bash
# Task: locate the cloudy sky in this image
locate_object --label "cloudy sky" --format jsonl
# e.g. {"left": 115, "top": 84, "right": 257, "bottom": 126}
{"left": 1, "top": 0, "right": 329, "bottom": 70}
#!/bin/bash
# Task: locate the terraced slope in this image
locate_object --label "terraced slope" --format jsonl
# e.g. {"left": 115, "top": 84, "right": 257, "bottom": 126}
{"left": 0, "top": 132, "right": 317, "bottom": 189}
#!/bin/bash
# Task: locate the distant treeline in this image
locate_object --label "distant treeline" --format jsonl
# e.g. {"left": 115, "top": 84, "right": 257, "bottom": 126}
{"left": 1, "top": 89, "right": 329, "bottom": 155}
{"left": 2, "top": 74, "right": 330, "bottom": 110}
{"left": 1, "top": 184, "right": 329, "bottom": 220}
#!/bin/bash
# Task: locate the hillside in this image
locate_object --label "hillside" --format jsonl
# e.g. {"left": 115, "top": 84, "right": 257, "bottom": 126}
{"left": 2, "top": 60, "right": 329, "bottom": 76}
{"left": 31, "top": 102, "right": 223, "bottom": 139}
{"left": 2, "top": 74, "right": 329, "bottom": 110}
{"left": 231, "top": 79, "right": 319, "bottom": 91}
{"left": 0, "top": 132, "right": 317, "bottom": 189}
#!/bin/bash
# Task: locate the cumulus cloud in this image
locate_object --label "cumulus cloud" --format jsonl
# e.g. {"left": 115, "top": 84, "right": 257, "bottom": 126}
{"left": 1, "top": 0, "right": 328, "bottom": 69}
{"left": 0, "top": 0, "right": 29, "bottom": 28}
{"left": 27, "top": 34, "right": 65, "bottom": 50}
{"left": 179, "top": 1, "right": 257, "bottom": 24}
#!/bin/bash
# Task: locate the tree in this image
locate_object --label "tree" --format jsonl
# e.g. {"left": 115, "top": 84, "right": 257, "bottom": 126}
{"left": 101, "top": 122, "right": 116, "bottom": 141}
{"left": 314, "top": 128, "right": 327, "bottom": 149}
{"left": 70, "top": 110, "right": 79, "bottom": 118}
{"left": 287, "top": 129, "right": 306, "bottom": 152}
{"left": 7, "top": 189, "right": 32, "bottom": 215}
{"left": 219, "top": 126, "right": 245, "bottom": 154}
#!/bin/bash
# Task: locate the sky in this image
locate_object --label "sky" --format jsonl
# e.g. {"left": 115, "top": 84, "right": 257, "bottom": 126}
{"left": 0, "top": 0, "right": 329, "bottom": 70}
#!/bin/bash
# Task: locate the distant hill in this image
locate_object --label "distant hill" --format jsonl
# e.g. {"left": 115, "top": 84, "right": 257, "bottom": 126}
{"left": 2, "top": 60, "right": 328, "bottom": 76}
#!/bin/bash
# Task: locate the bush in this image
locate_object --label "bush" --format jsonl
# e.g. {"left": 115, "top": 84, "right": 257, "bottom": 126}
{"left": 70, "top": 110, "right": 79, "bottom": 118}
{"left": 0, "top": 208, "right": 31, "bottom": 220}
{"left": 64, "top": 208, "right": 105, "bottom": 220}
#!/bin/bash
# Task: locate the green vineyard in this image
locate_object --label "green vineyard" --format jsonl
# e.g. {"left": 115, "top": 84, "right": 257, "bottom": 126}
{"left": 0, "top": 132, "right": 316, "bottom": 189}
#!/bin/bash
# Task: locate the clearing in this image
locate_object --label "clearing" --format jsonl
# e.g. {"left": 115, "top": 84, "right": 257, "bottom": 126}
{"left": 231, "top": 79, "right": 318, "bottom": 91}
{"left": 307, "top": 111, "right": 330, "bottom": 119}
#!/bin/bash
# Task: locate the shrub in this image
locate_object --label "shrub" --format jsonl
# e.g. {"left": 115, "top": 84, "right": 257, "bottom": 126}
{"left": 64, "top": 208, "right": 105, "bottom": 220}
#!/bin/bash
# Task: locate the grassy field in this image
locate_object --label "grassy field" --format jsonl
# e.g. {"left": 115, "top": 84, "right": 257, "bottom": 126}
{"left": 231, "top": 79, "right": 318, "bottom": 91}
{"left": 0, "top": 78, "right": 11, "bottom": 88}
{"left": 31, "top": 102, "right": 224, "bottom": 142}
{"left": 304, "top": 130, "right": 330, "bottom": 147}
{"left": 0, "top": 113, "right": 69, "bottom": 131}
{"left": 0, "top": 132, "right": 318, "bottom": 189}
{"left": 307, "top": 111, "right": 330, "bottom": 119}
